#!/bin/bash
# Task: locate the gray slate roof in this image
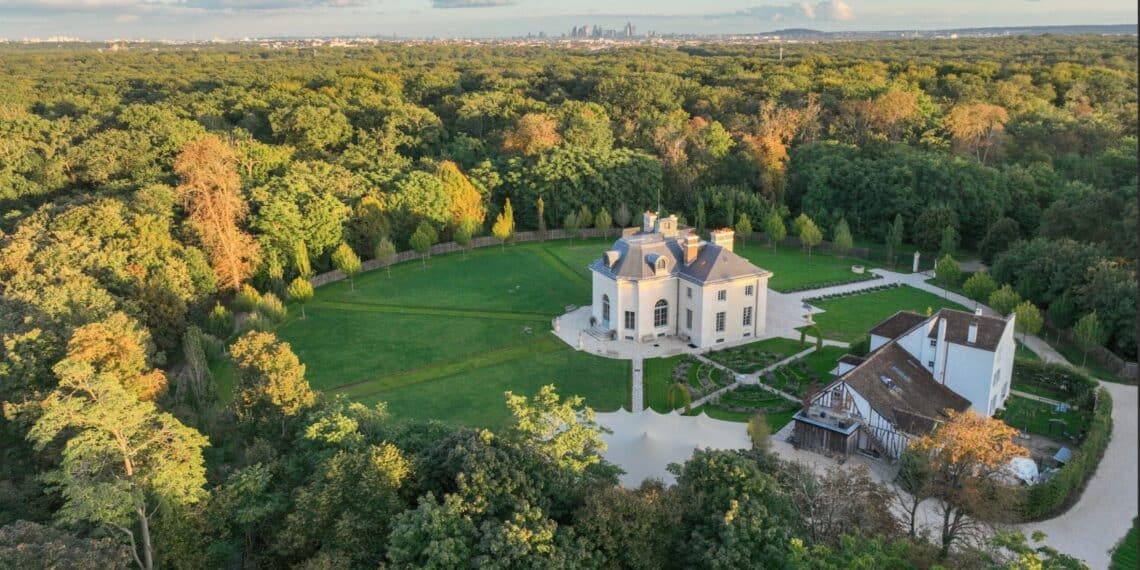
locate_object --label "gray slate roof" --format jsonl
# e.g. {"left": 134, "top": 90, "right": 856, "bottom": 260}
{"left": 839, "top": 343, "right": 971, "bottom": 436}
{"left": 589, "top": 231, "right": 769, "bottom": 285}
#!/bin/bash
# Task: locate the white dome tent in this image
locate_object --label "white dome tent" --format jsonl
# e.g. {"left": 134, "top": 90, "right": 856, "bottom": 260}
{"left": 594, "top": 409, "right": 752, "bottom": 487}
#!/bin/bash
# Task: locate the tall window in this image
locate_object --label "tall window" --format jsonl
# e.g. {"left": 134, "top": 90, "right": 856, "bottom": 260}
{"left": 717, "top": 289, "right": 727, "bottom": 301}
{"left": 601, "top": 295, "right": 610, "bottom": 323}
{"left": 686, "top": 309, "right": 693, "bottom": 330}
{"left": 686, "top": 287, "right": 692, "bottom": 299}
{"left": 715, "top": 312, "right": 726, "bottom": 332}
{"left": 624, "top": 311, "right": 635, "bottom": 330}
{"left": 742, "top": 306, "right": 753, "bottom": 326}
{"left": 654, "top": 300, "right": 668, "bottom": 327}
{"left": 745, "top": 285, "right": 754, "bottom": 296}
{"left": 656, "top": 259, "right": 667, "bottom": 272}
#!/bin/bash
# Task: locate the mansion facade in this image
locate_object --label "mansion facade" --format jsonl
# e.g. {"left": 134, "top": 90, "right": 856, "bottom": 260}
{"left": 588, "top": 212, "right": 771, "bottom": 349}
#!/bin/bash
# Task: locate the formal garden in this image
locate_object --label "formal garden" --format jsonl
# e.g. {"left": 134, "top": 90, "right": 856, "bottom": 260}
{"left": 757, "top": 346, "right": 850, "bottom": 398}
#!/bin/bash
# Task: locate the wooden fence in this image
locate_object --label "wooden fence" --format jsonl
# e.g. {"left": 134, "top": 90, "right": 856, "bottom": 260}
{"left": 1043, "top": 321, "right": 1138, "bottom": 382}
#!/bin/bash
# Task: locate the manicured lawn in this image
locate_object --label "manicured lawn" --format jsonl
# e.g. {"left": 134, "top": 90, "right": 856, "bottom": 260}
{"left": 705, "top": 336, "right": 808, "bottom": 373}
{"left": 734, "top": 243, "right": 877, "bottom": 292}
{"left": 277, "top": 307, "right": 546, "bottom": 391}
{"left": 250, "top": 239, "right": 635, "bottom": 427}
{"left": 1110, "top": 518, "right": 1138, "bottom": 570}
{"left": 643, "top": 354, "right": 687, "bottom": 413}
{"left": 324, "top": 242, "right": 590, "bottom": 314}
{"left": 802, "top": 285, "right": 967, "bottom": 343}
{"left": 998, "top": 395, "right": 1091, "bottom": 444}
{"left": 356, "top": 344, "right": 630, "bottom": 428}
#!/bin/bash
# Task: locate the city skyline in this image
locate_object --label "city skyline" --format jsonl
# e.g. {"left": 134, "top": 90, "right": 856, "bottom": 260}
{"left": 0, "top": 1, "right": 1135, "bottom": 40}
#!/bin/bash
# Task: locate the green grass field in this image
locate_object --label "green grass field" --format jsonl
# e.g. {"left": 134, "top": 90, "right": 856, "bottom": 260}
{"left": 734, "top": 243, "right": 877, "bottom": 292}
{"left": 1111, "top": 519, "right": 1138, "bottom": 570}
{"left": 803, "top": 285, "right": 967, "bottom": 343}
{"left": 263, "top": 240, "right": 632, "bottom": 427}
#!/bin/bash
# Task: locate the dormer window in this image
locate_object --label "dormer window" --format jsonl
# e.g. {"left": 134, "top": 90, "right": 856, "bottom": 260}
{"left": 656, "top": 258, "right": 667, "bottom": 272}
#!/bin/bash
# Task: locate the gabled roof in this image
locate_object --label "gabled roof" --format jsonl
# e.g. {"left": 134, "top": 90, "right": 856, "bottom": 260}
{"left": 868, "top": 311, "right": 928, "bottom": 340}
{"left": 589, "top": 231, "right": 769, "bottom": 285}
{"left": 929, "top": 308, "right": 1009, "bottom": 352}
{"left": 839, "top": 343, "right": 970, "bottom": 436}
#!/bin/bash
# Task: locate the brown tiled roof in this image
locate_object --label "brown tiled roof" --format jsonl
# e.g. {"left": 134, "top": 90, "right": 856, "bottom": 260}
{"left": 929, "top": 309, "right": 1009, "bottom": 352}
{"left": 838, "top": 354, "right": 866, "bottom": 367}
{"left": 868, "top": 311, "right": 928, "bottom": 340}
{"left": 841, "top": 343, "right": 970, "bottom": 436}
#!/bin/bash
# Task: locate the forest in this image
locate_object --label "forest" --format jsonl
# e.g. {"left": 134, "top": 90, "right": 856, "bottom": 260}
{"left": 0, "top": 35, "right": 1136, "bottom": 568}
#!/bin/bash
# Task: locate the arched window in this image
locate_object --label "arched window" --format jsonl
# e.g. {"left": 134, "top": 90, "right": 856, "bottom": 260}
{"left": 654, "top": 299, "right": 668, "bottom": 327}
{"left": 602, "top": 294, "right": 610, "bottom": 323}
{"left": 656, "top": 258, "right": 667, "bottom": 272}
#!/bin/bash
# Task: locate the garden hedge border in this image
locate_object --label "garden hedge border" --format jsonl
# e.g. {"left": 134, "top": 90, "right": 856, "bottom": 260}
{"left": 1018, "top": 386, "right": 1113, "bottom": 521}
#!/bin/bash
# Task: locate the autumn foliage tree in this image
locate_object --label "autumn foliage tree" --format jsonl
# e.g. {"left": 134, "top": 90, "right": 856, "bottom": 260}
{"left": 944, "top": 103, "right": 1010, "bottom": 164}
{"left": 436, "top": 160, "right": 486, "bottom": 231}
{"left": 901, "top": 410, "right": 1027, "bottom": 558}
{"left": 174, "top": 135, "right": 260, "bottom": 291}
{"left": 502, "top": 112, "right": 562, "bottom": 156}
{"left": 229, "top": 331, "right": 317, "bottom": 438}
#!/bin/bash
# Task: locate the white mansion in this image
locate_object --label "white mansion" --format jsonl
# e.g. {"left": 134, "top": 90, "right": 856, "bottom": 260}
{"left": 589, "top": 212, "right": 771, "bottom": 348}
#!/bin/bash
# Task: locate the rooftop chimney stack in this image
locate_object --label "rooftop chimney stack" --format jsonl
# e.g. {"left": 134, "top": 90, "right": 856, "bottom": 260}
{"left": 655, "top": 215, "right": 679, "bottom": 237}
{"left": 642, "top": 211, "right": 657, "bottom": 233}
{"left": 967, "top": 321, "right": 978, "bottom": 344}
{"left": 709, "top": 228, "right": 735, "bottom": 253}
{"left": 683, "top": 231, "right": 700, "bottom": 264}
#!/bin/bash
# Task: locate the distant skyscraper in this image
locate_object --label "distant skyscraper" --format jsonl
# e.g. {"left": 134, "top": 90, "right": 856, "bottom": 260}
{"left": 624, "top": 22, "right": 635, "bottom": 38}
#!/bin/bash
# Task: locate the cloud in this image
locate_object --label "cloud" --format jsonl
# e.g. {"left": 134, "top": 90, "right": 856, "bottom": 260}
{"left": 741, "top": 1, "right": 854, "bottom": 22}
{"left": 430, "top": 0, "right": 517, "bottom": 8}
{"left": 0, "top": 0, "right": 377, "bottom": 14}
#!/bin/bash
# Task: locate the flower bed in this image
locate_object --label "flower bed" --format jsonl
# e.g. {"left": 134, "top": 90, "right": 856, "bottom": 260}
{"left": 704, "top": 337, "right": 805, "bottom": 373}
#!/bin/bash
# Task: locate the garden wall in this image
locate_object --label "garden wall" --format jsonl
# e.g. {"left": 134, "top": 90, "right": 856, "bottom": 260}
{"left": 309, "top": 227, "right": 617, "bottom": 288}
{"left": 1018, "top": 386, "right": 1113, "bottom": 521}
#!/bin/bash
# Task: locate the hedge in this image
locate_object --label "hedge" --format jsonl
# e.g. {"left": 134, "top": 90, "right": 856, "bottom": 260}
{"left": 1018, "top": 386, "right": 1113, "bottom": 521}
{"left": 1012, "top": 360, "right": 1098, "bottom": 409}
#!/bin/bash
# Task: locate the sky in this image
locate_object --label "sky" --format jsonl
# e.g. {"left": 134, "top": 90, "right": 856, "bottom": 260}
{"left": 0, "top": 0, "right": 1135, "bottom": 40}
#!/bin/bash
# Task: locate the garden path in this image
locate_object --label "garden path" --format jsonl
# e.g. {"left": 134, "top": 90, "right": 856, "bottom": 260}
{"left": 630, "top": 356, "right": 644, "bottom": 412}
{"left": 1009, "top": 390, "right": 1063, "bottom": 406}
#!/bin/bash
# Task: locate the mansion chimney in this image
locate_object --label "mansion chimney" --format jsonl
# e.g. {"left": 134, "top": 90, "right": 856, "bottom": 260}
{"left": 655, "top": 214, "right": 679, "bottom": 237}
{"left": 682, "top": 232, "right": 700, "bottom": 264}
{"left": 642, "top": 211, "right": 658, "bottom": 233}
{"left": 710, "top": 228, "right": 735, "bottom": 253}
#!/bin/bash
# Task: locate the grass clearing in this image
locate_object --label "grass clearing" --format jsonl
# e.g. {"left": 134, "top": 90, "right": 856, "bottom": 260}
{"left": 735, "top": 243, "right": 877, "bottom": 292}
{"left": 1047, "top": 333, "right": 1131, "bottom": 384}
{"left": 643, "top": 354, "right": 687, "bottom": 413}
{"left": 802, "top": 285, "right": 967, "bottom": 343}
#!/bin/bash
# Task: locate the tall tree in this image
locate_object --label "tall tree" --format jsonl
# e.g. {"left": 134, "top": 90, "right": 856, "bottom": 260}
{"left": 935, "top": 255, "right": 962, "bottom": 289}
{"left": 903, "top": 411, "right": 1025, "bottom": 558}
{"left": 595, "top": 208, "right": 612, "bottom": 237}
{"left": 436, "top": 160, "right": 486, "bottom": 231}
{"left": 615, "top": 202, "right": 632, "bottom": 229}
{"left": 491, "top": 199, "right": 514, "bottom": 250}
{"left": 454, "top": 218, "right": 474, "bottom": 259}
{"left": 939, "top": 225, "right": 958, "bottom": 258}
{"left": 795, "top": 213, "right": 823, "bottom": 264}
{"left": 374, "top": 237, "right": 397, "bottom": 277}
{"left": 563, "top": 211, "right": 580, "bottom": 244}
{"left": 293, "top": 240, "right": 312, "bottom": 279}
{"left": 695, "top": 198, "right": 707, "bottom": 233}
{"left": 505, "top": 385, "right": 607, "bottom": 473}
{"left": 536, "top": 196, "right": 547, "bottom": 238}
{"left": 1073, "top": 312, "right": 1106, "bottom": 367}
{"left": 229, "top": 331, "right": 317, "bottom": 438}
{"left": 287, "top": 276, "right": 314, "bottom": 319}
{"left": 944, "top": 103, "right": 1009, "bottom": 164}
{"left": 885, "top": 214, "right": 904, "bottom": 267}
{"left": 409, "top": 222, "right": 437, "bottom": 267}
{"left": 1014, "top": 301, "right": 1044, "bottom": 343}
{"left": 735, "top": 213, "right": 753, "bottom": 245}
{"left": 502, "top": 112, "right": 562, "bottom": 156}
{"left": 988, "top": 285, "right": 1022, "bottom": 317}
{"left": 831, "top": 217, "right": 853, "bottom": 258}
{"left": 763, "top": 210, "right": 786, "bottom": 252}
{"left": 330, "top": 242, "right": 362, "bottom": 290}
{"left": 174, "top": 136, "right": 260, "bottom": 291}
{"left": 29, "top": 319, "right": 208, "bottom": 570}
{"left": 962, "top": 272, "right": 997, "bottom": 305}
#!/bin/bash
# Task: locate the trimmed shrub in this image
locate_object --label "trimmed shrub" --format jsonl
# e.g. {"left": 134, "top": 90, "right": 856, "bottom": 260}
{"left": 849, "top": 335, "right": 871, "bottom": 357}
{"left": 1019, "top": 387, "right": 1112, "bottom": 520}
